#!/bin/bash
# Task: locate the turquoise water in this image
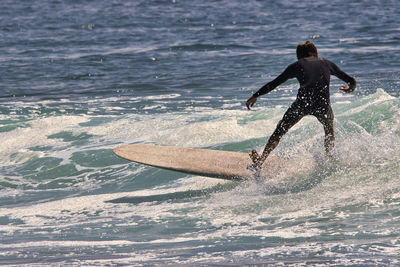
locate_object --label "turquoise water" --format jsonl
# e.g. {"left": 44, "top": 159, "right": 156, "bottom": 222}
{"left": 1, "top": 0, "right": 400, "bottom": 265}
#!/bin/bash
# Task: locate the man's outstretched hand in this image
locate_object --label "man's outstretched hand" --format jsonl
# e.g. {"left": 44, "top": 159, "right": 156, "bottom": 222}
{"left": 246, "top": 96, "right": 257, "bottom": 110}
{"left": 339, "top": 85, "right": 354, "bottom": 93}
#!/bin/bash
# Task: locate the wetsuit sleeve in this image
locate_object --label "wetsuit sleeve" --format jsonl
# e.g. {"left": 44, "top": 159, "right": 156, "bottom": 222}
{"left": 326, "top": 60, "right": 356, "bottom": 90}
{"left": 252, "top": 62, "right": 297, "bottom": 98}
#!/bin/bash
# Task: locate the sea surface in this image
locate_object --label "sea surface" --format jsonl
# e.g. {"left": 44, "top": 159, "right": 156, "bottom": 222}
{"left": 1, "top": 0, "right": 400, "bottom": 265}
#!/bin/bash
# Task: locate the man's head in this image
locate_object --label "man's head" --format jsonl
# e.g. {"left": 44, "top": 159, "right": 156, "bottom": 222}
{"left": 296, "top": 41, "right": 318, "bottom": 59}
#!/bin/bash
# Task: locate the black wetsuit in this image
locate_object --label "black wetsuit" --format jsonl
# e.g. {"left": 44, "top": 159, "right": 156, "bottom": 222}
{"left": 253, "top": 57, "right": 356, "bottom": 136}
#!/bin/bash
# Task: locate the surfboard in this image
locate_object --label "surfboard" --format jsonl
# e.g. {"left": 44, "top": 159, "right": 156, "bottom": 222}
{"left": 113, "top": 144, "right": 316, "bottom": 180}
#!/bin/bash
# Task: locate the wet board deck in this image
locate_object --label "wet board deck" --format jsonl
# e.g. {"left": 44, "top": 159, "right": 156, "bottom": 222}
{"left": 113, "top": 144, "right": 316, "bottom": 180}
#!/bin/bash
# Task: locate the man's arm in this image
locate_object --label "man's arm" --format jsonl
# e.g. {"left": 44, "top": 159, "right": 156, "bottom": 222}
{"left": 246, "top": 63, "right": 297, "bottom": 110}
{"left": 327, "top": 60, "right": 356, "bottom": 93}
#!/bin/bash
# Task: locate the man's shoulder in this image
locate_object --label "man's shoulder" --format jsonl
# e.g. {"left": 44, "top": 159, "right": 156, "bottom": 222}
{"left": 319, "top": 57, "right": 336, "bottom": 65}
{"left": 319, "top": 58, "right": 340, "bottom": 70}
{"left": 287, "top": 60, "right": 300, "bottom": 69}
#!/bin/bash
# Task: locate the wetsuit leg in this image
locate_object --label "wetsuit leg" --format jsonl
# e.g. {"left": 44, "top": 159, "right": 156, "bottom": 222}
{"left": 313, "top": 105, "right": 335, "bottom": 157}
{"left": 254, "top": 103, "right": 306, "bottom": 166}
{"left": 273, "top": 102, "right": 306, "bottom": 137}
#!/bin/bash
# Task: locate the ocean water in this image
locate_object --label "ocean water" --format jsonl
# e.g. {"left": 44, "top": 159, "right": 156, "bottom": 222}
{"left": 1, "top": 0, "right": 400, "bottom": 265}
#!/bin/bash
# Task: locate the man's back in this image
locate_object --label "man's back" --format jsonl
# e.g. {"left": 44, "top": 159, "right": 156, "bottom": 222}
{"left": 251, "top": 56, "right": 355, "bottom": 108}
{"left": 295, "top": 57, "right": 332, "bottom": 107}
{"left": 280, "top": 57, "right": 355, "bottom": 107}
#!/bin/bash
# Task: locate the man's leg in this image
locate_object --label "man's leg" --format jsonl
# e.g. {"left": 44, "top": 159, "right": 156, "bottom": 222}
{"left": 323, "top": 121, "right": 335, "bottom": 158}
{"left": 251, "top": 104, "right": 304, "bottom": 168}
{"left": 254, "top": 132, "right": 282, "bottom": 165}
{"left": 314, "top": 105, "right": 335, "bottom": 159}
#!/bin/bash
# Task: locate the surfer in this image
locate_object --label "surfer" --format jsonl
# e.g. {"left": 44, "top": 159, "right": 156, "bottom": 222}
{"left": 246, "top": 41, "right": 356, "bottom": 169}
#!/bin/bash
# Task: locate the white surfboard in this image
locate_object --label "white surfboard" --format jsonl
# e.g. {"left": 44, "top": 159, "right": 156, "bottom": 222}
{"left": 113, "top": 144, "right": 316, "bottom": 180}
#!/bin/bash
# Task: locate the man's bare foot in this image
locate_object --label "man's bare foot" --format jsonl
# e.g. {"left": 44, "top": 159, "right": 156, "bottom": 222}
{"left": 249, "top": 149, "right": 260, "bottom": 164}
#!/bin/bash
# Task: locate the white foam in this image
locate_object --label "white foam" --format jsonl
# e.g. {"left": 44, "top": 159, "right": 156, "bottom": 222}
{"left": 80, "top": 109, "right": 279, "bottom": 148}
{"left": 336, "top": 88, "right": 395, "bottom": 117}
{"left": 144, "top": 93, "right": 181, "bottom": 100}
{"left": 0, "top": 115, "right": 90, "bottom": 165}
{"left": 0, "top": 240, "right": 135, "bottom": 249}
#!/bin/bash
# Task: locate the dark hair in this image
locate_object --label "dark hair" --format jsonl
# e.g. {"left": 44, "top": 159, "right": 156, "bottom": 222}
{"left": 296, "top": 41, "right": 318, "bottom": 59}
